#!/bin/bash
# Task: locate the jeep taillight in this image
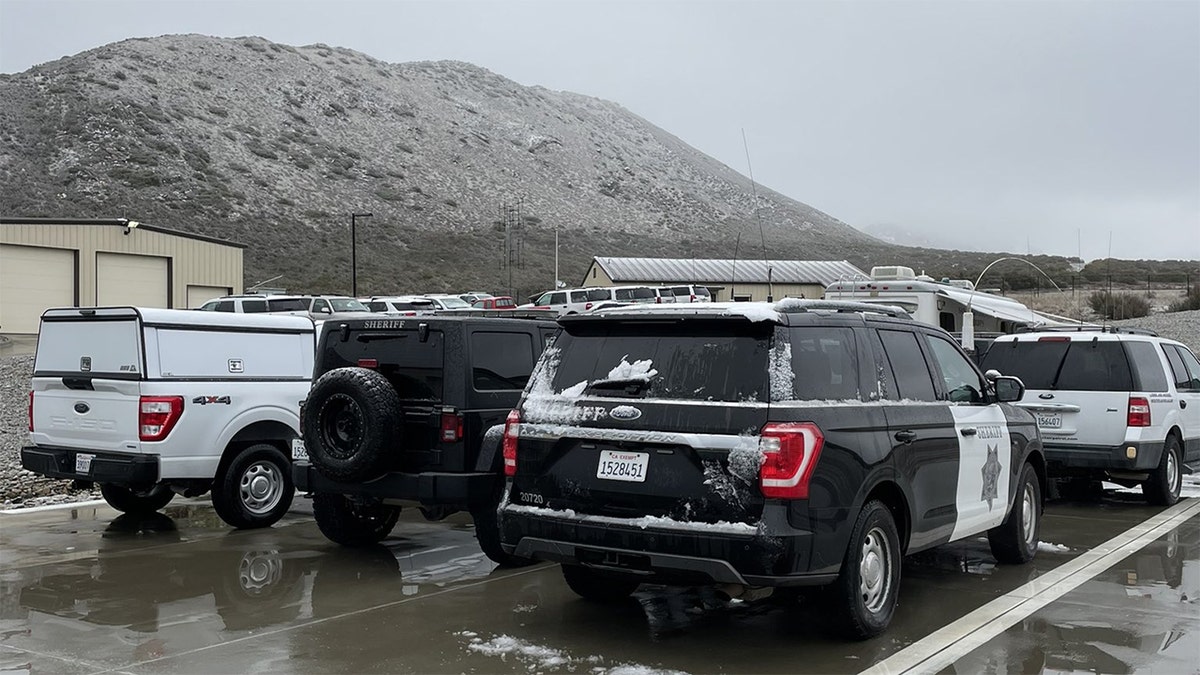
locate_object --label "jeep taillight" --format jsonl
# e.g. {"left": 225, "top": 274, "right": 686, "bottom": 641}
{"left": 28, "top": 390, "right": 34, "bottom": 432}
{"left": 759, "top": 422, "right": 824, "bottom": 499}
{"left": 440, "top": 409, "right": 463, "bottom": 442}
{"left": 139, "top": 396, "right": 184, "bottom": 441}
{"left": 1127, "top": 397, "right": 1151, "bottom": 427}
{"left": 502, "top": 409, "right": 521, "bottom": 476}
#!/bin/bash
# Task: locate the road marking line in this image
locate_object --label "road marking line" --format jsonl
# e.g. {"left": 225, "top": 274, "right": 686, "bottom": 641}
{"left": 861, "top": 497, "right": 1200, "bottom": 675}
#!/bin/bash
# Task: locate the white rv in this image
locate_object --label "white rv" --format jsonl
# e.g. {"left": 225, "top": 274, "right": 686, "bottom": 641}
{"left": 23, "top": 307, "right": 315, "bottom": 528}
{"left": 823, "top": 266, "right": 1070, "bottom": 350}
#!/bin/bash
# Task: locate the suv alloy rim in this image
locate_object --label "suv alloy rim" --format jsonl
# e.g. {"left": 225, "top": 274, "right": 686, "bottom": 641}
{"left": 860, "top": 526, "right": 892, "bottom": 613}
{"left": 1167, "top": 446, "right": 1180, "bottom": 496}
{"left": 240, "top": 460, "right": 285, "bottom": 514}
{"left": 1021, "top": 481, "right": 1037, "bottom": 548}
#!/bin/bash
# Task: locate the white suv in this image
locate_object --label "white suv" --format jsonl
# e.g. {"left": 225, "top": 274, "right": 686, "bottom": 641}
{"left": 980, "top": 328, "right": 1199, "bottom": 505}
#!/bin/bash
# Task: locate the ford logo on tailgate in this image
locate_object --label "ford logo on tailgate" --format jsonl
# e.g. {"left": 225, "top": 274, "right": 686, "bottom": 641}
{"left": 74, "top": 402, "right": 90, "bottom": 414}
{"left": 609, "top": 405, "right": 643, "bottom": 421}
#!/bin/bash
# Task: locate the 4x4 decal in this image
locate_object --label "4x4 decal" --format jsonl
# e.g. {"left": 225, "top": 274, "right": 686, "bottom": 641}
{"left": 192, "top": 395, "right": 232, "bottom": 406}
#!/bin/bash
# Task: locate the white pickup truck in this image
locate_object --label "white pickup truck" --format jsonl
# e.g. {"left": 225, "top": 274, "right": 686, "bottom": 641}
{"left": 22, "top": 307, "right": 315, "bottom": 528}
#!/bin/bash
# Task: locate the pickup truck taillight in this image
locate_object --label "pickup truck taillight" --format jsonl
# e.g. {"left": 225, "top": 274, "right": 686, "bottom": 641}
{"left": 1127, "top": 397, "right": 1151, "bottom": 427}
{"left": 502, "top": 409, "right": 521, "bottom": 476}
{"left": 759, "top": 422, "right": 824, "bottom": 499}
{"left": 440, "top": 409, "right": 463, "bottom": 442}
{"left": 140, "top": 396, "right": 184, "bottom": 441}
{"left": 28, "top": 391, "right": 34, "bottom": 432}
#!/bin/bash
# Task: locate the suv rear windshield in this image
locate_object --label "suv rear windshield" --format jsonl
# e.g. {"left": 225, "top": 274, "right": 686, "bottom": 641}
{"left": 550, "top": 322, "right": 769, "bottom": 402}
{"left": 614, "top": 287, "right": 655, "bottom": 301}
{"left": 980, "top": 339, "right": 1134, "bottom": 391}
{"left": 267, "top": 298, "right": 309, "bottom": 312}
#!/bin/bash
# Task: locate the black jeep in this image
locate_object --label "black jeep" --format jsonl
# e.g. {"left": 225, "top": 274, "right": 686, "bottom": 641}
{"left": 293, "top": 315, "right": 556, "bottom": 565}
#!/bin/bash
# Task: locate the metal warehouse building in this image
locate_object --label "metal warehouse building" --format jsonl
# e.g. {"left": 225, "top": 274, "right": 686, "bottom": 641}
{"left": 1, "top": 217, "right": 244, "bottom": 335}
{"left": 581, "top": 257, "right": 867, "bottom": 302}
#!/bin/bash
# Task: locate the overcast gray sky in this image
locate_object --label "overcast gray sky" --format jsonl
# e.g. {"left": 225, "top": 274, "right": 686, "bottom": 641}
{"left": 2, "top": 0, "right": 1197, "bottom": 261}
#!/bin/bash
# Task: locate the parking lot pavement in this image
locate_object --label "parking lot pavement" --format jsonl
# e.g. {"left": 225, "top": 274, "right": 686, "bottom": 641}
{"left": 1, "top": 489, "right": 1196, "bottom": 675}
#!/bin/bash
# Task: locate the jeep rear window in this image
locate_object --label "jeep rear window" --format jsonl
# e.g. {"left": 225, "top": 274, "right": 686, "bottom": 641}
{"left": 549, "top": 322, "right": 769, "bottom": 402}
{"left": 471, "top": 332, "right": 534, "bottom": 390}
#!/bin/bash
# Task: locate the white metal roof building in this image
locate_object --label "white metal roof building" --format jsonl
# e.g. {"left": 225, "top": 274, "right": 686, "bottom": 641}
{"left": 581, "top": 257, "right": 868, "bottom": 302}
{"left": 1, "top": 217, "right": 244, "bottom": 335}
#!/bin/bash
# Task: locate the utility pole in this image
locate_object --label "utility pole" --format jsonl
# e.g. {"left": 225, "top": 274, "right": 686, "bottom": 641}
{"left": 350, "top": 212, "right": 372, "bottom": 297}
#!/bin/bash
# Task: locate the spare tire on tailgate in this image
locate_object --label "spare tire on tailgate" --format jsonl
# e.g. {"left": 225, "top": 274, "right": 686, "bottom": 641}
{"left": 303, "top": 367, "right": 401, "bottom": 482}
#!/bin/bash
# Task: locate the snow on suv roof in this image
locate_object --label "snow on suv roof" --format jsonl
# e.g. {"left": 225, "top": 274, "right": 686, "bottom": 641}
{"left": 586, "top": 299, "right": 912, "bottom": 323}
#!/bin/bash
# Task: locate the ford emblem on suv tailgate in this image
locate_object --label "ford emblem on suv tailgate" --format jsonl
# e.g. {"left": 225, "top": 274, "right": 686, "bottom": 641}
{"left": 73, "top": 402, "right": 90, "bottom": 414}
{"left": 609, "top": 405, "right": 643, "bottom": 421}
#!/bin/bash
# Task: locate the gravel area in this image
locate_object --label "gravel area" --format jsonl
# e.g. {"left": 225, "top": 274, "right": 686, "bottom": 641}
{"left": 2, "top": 309, "right": 1197, "bottom": 509}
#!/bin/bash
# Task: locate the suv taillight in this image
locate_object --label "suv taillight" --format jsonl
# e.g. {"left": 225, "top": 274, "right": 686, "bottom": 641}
{"left": 28, "top": 390, "right": 34, "bottom": 432}
{"left": 440, "top": 409, "right": 463, "bottom": 442}
{"left": 759, "top": 422, "right": 824, "bottom": 499}
{"left": 1127, "top": 397, "right": 1151, "bottom": 427}
{"left": 502, "top": 409, "right": 521, "bottom": 476}
{"left": 140, "top": 396, "right": 184, "bottom": 441}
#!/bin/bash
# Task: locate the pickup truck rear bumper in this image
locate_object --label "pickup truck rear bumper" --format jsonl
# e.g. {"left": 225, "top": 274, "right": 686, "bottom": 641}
{"left": 293, "top": 461, "right": 499, "bottom": 509}
{"left": 21, "top": 446, "right": 159, "bottom": 488}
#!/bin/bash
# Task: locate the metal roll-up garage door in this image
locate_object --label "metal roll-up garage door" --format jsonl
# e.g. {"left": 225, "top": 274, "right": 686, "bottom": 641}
{"left": 186, "top": 284, "right": 231, "bottom": 309}
{"left": 0, "top": 244, "right": 76, "bottom": 334}
{"left": 96, "top": 252, "right": 169, "bottom": 308}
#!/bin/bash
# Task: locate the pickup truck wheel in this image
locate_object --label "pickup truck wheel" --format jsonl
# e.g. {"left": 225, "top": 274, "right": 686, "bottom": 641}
{"left": 100, "top": 483, "right": 174, "bottom": 514}
{"left": 1143, "top": 436, "right": 1182, "bottom": 506}
{"left": 561, "top": 564, "right": 639, "bottom": 602}
{"left": 825, "top": 499, "right": 901, "bottom": 640}
{"left": 988, "top": 462, "right": 1041, "bottom": 564}
{"left": 212, "top": 444, "right": 295, "bottom": 529}
{"left": 304, "top": 367, "right": 401, "bottom": 482}
{"left": 471, "top": 483, "right": 535, "bottom": 568}
{"left": 312, "top": 494, "right": 400, "bottom": 546}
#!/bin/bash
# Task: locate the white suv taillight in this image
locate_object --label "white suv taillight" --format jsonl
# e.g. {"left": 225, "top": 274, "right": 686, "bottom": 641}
{"left": 28, "top": 390, "right": 34, "bottom": 432}
{"left": 140, "top": 396, "right": 184, "bottom": 441}
{"left": 502, "top": 409, "right": 521, "bottom": 476}
{"left": 759, "top": 422, "right": 824, "bottom": 499}
{"left": 1127, "top": 396, "right": 1151, "bottom": 427}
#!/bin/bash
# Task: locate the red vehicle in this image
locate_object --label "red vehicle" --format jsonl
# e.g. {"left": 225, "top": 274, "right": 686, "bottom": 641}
{"left": 471, "top": 296, "right": 517, "bottom": 310}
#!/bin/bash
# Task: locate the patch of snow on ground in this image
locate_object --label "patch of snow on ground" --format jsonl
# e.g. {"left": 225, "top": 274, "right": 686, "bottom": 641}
{"left": 1037, "top": 542, "right": 1071, "bottom": 554}
{"left": 462, "top": 633, "right": 689, "bottom": 675}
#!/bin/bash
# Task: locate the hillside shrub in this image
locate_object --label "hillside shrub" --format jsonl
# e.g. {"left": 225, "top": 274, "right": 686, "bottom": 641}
{"left": 1088, "top": 291, "right": 1150, "bottom": 320}
{"left": 1169, "top": 285, "right": 1200, "bottom": 312}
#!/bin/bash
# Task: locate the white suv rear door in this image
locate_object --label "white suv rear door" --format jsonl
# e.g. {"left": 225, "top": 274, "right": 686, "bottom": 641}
{"left": 1162, "top": 343, "right": 1200, "bottom": 459}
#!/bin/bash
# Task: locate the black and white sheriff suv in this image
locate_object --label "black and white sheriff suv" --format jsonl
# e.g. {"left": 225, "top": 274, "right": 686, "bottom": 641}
{"left": 497, "top": 300, "right": 1045, "bottom": 639}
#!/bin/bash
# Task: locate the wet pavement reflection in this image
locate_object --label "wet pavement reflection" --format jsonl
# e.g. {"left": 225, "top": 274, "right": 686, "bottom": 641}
{"left": 0, "top": 488, "right": 1196, "bottom": 674}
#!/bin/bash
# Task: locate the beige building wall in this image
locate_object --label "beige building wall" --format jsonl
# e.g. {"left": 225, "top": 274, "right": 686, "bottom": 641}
{"left": 1, "top": 221, "right": 242, "bottom": 332}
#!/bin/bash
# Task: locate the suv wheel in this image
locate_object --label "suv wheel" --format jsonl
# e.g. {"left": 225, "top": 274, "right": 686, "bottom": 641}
{"left": 212, "top": 444, "right": 295, "bottom": 529}
{"left": 312, "top": 493, "right": 401, "bottom": 546}
{"left": 1143, "top": 436, "right": 1183, "bottom": 506}
{"left": 304, "top": 367, "right": 402, "bottom": 482}
{"left": 561, "top": 564, "right": 639, "bottom": 602}
{"left": 989, "top": 462, "right": 1041, "bottom": 564}
{"left": 100, "top": 483, "right": 174, "bottom": 513}
{"left": 471, "top": 482, "right": 535, "bottom": 568}
{"left": 826, "top": 500, "right": 901, "bottom": 640}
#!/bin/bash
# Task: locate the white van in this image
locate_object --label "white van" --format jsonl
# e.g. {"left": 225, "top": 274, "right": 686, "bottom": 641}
{"left": 22, "top": 307, "right": 315, "bottom": 528}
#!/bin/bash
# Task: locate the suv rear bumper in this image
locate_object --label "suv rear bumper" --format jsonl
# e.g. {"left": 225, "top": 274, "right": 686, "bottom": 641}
{"left": 293, "top": 462, "right": 499, "bottom": 509}
{"left": 498, "top": 506, "right": 838, "bottom": 587}
{"left": 21, "top": 446, "right": 159, "bottom": 488}
{"left": 1043, "top": 440, "right": 1162, "bottom": 473}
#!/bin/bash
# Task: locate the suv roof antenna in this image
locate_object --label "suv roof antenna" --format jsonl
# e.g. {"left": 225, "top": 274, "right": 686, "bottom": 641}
{"left": 742, "top": 128, "right": 772, "bottom": 301}
{"left": 730, "top": 230, "right": 742, "bottom": 301}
